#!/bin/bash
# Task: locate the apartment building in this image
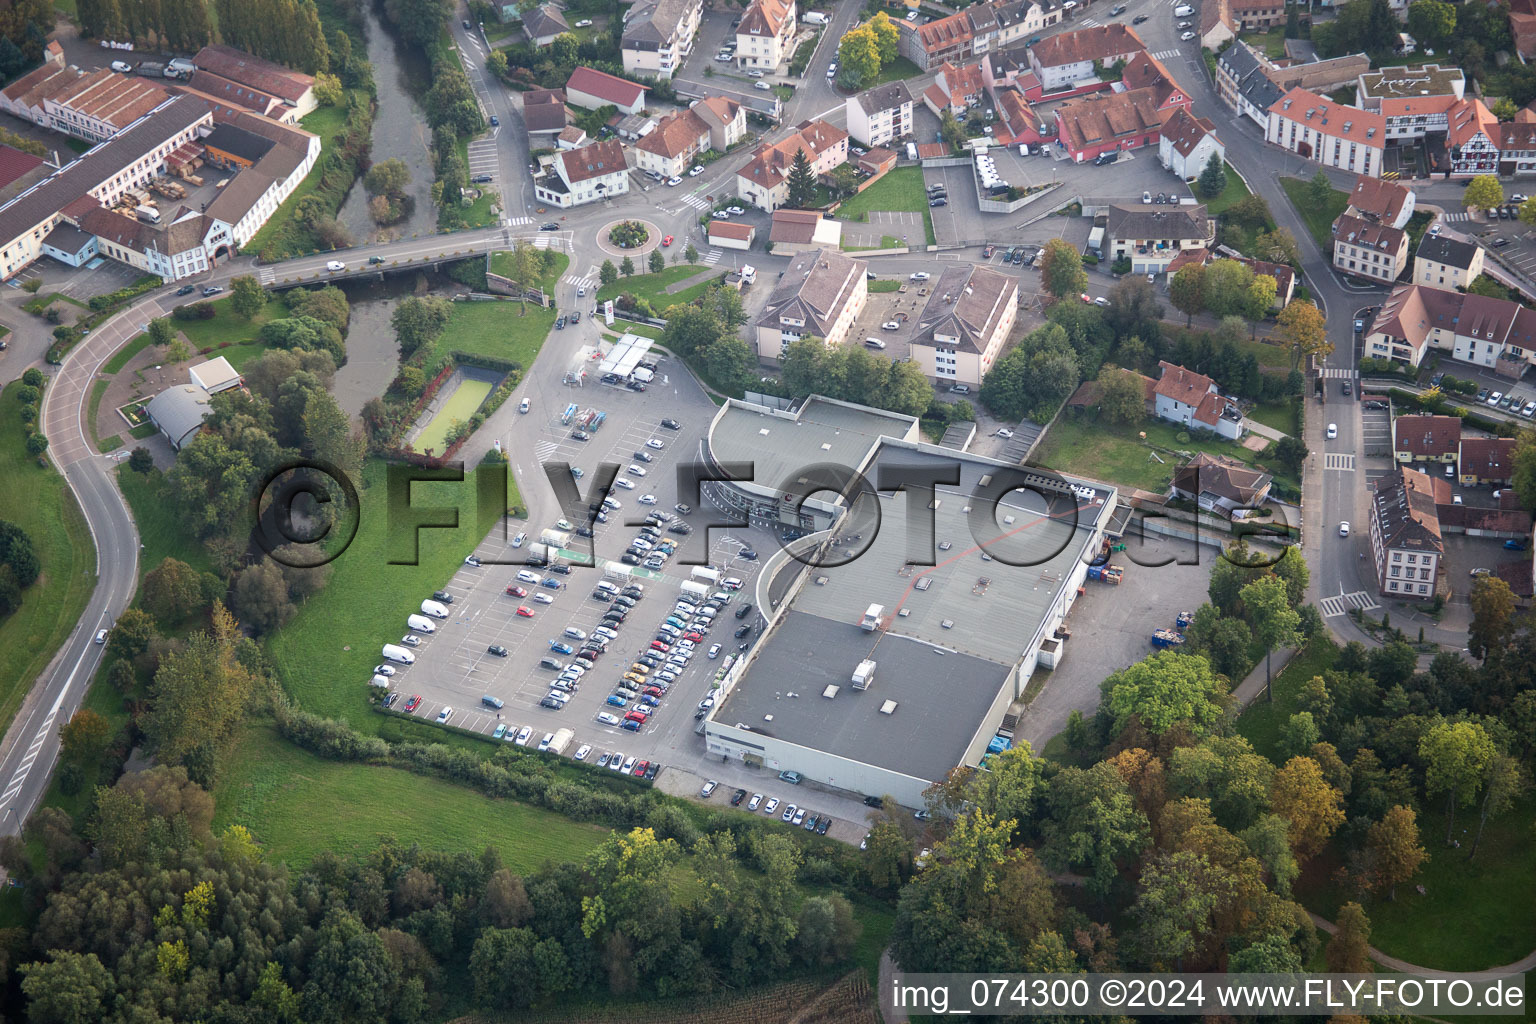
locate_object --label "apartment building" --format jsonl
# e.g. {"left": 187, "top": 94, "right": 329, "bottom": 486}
{"left": 752, "top": 247, "right": 868, "bottom": 359}
{"left": 1266, "top": 87, "right": 1385, "bottom": 177}
{"left": 1369, "top": 465, "right": 1443, "bottom": 601}
{"left": 908, "top": 264, "right": 1019, "bottom": 385}
{"left": 1414, "top": 234, "right": 1483, "bottom": 290}
{"left": 634, "top": 108, "right": 713, "bottom": 178}
{"left": 1345, "top": 175, "right": 1414, "bottom": 229}
{"left": 1364, "top": 284, "right": 1536, "bottom": 370}
{"left": 736, "top": 0, "right": 796, "bottom": 71}
{"left": 735, "top": 119, "right": 848, "bottom": 210}
{"left": 1107, "top": 204, "right": 1215, "bottom": 274}
{"left": 534, "top": 139, "right": 630, "bottom": 208}
{"left": 846, "top": 82, "right": 913, "bottom": 147}
{"left": 623, "top": 0, "right": 702, "bottom": 79}
{"left": 1027, "top": 23, "right": 1145, "bottom": 93}
{"left": 898, "top": 0, "right": 1061, "bottom": 70}
{"left": 1392, "top": 413, "right": 1461, "bottom": 468}
{"left": 1229, "top": 0, "right": 1286, "bottom": 30}
{"left": 1218, "top": 41, "right": 1369, "bottom": 129}
{"left": 1331, "top": 213, "right": 1408, "bottom": 283}
{"left": 693, "top": 96, "right": 746, "bottom": 151}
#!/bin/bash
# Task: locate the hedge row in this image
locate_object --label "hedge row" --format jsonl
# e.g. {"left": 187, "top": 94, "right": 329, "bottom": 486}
{"left": 88, "top": 275, "right": 163, "bottom": 311}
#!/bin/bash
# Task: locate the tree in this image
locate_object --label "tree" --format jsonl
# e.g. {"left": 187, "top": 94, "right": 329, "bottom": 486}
{"left": 391, "top": 295, "right": 451, "bottom": 356}
{"left": 1420, "top": 720, "right": 1497, "bottom": 845}
{"left": 312, "top": 70, "right": 344, "bottom": 106}
{"left": 1270, "top": 756, "right": 1345, "bottom": 861}
{"left": 619, "top": 255, "right": 635, "bottom": 278}
{"left": 1097, "top": 365, "right": 1146, "bottom": 424}
{"left": 19, "top": 950, "right": 114, "bottom": 1024}
{"left": 504, "top": 239, "right": 545, "bottom": 313}
{"left": 648, "top": 249, "right": 665, "bottom": 274}
{"left": 1040, "top": 763, "right": 1150, "bottom": 904}
{"left": 364, "top": 158, "right": 411, "bottom": 198}
{"left": 1271, "top": 545, "right": 1310, "bottom": 607}
{"left": 715, "top": 285, "right": 748, "bottom": 330}
{"left": 1407, "top": 0, "right": 1455, "bottom": 47}
{"left": 140, "top": 604, "right": 260, "bottom": 770}
{"left": 599, "top": 259, "right": 618, "bottom": 286}
{"left": 1202, "top": 259, "right": 1255, "bottom": 317}
{"left": 1308, "top": 169, "right": 1335, "bottom": 209}
{"left": 867, "top": 11, "right": 900, "bottom": 64}
{"left": 938, "top": 109, "right": 967, "bottom": 152}
{"left": 1131, "top": 849, "right": 1236, "bottom": 969}
{"left": 704, "top": 336, "right": 756, "bottom": 395}
{"left": 786, "top": 147, "right": 816, "bottom": 208}
{"left": 25, "top": 432, "right": 47, "bottom": 457}
{"left": 837, "top": 25, "right": 881, "bottom": 87}
{"left": 1366, "top": 805, "right": 1427, "bottom": 900}
{"left": 1198, "top": 154, "right": 1228, "bottom": 199}
{"left": 661, "top": 305, "right": 725, "bottom": 357}
{"left": 1169, "top": 264, "right": 1205, "bottom": 326}
{"left": 1493, "top": 97, "right": 1519, "bottom": 122}
{"left": 486, "top": 47, "right": 508, "bottom": 78}
{"left": 1100, "top": 650, "right": 1228, "bottom": 737}
{"left": 1276, "top": 300, "right": 1329, "bottom": 371}
{"left": 127, "top": 447, "right": 154, "bottom": 473}
{"left": 1463, "top": 174, "right": 1504, "bottom": 212}
{"left": 58, "top": 708, "right": 109, "bottom": 781}
{"left": 141, "top": 557, "right": 207, "bottom": 624}
{"left": 1326, "top": 902, "right": 1372, "bottom": 972}
{"left": 1468, "top": 574, "right": 1516, "bottom": 661}
{"left": 1106, "top": 275, "right": 1163, "bottom": 341}
{"left": 147, "top": 316, "right": 176, "bottom": 348}
{"left": 796, "top": 894, "right": 858, "bottom": 966}
{"left": 1240, "top": 575, "right": 1301, "bottom": 701}
{"left": 1253, "top": 229, "right": 1300, "bottom": 270}
{"left": 967, "top": 742, "right": 1046, "bottom": 835}
{"left": 1040, "top": 237, "right": 1087, "bottom": 300}
{"left": 1469, "top": 755, "right": 1523, "bottom": 861}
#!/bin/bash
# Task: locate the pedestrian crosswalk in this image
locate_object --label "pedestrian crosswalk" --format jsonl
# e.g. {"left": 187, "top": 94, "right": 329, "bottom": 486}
{"left": 1320, "top": 367, "right": 1356, "bottom": 379}
{"left": 1441, "top": 212, "right": 1475, "bottom": 223}
{"left": 257, "top": 267, "right": 275, "bottom": 285}
{"left": 505, "top": 215, "right": 533, "bottom": 226}
{"left": 534, "top": 235, "right": 555, "bottom": 249}
{"left": 1325, "top": 453, "right": 1356, "bottom": 471}
{"left": 1320, "top": 590, "right": 1380, "bottom": 617}
{"left": 562, "top": 272, "right": 597, "bottom": 291}
{"left": 1151, "top": 48, "right": 1183, "bottom": 60}
{"left": 680, "top": 193, "right": 711, "bottom": 211}
{"left": 702, "top": 248, "right": 723, "bottom": 265}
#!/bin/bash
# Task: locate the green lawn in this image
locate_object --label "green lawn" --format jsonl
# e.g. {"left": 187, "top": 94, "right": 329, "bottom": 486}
{"left": 1302, "top": 794, "right": 1536, "bottom": 971}
{"left": 242, "top": 95, "right": 362, "bottom": 257}
{"left": 872, "top": 56, "right": 921, "bottom": 87}
{"left": 0, "top": 384, "right": 97, "bottom": 739}
{"left": 833, "top": 166, "right": 936, "bottom": 246}
{"left": 868, "top": 279, "right": 901, "bottom": 293}
{"left": 213, "top": 724, "right": 609, "bottom": 871}
{"left": 1279, "top": 175, "right": 1349, "bottom": 250}
{"left": 87, "top": 378, "right": 109, "bottom": 448}
{"left": 1240, "top": 25, "right": 1287, "bottom": 59}
{"left": 102, "top": 331, "right": 158, "bottom": 375}
{"left": 1203, "top": 162, "right": 1253, "bottom": 217}
{"left": 442, "top": 136, "right": 502, "bottom": 230}
{"left": 114, "top": 466, "right": 214, "bottom": 577}
{"left": 436, "top": 255, "right": 568, "bottom": 368}
{"left": 1247, "top": 400, "right": 1295, "bottom": 436}
{"left": 414, "top": 378, "right": 492, "bottom": 453}
{"left": 1032, "top": 415, "right": 1291, "bottom": 495}
{"left": 171, "top": 295, "right": 289, "bottom": 369}
{"left": 1234, "top": 638, "right": 1337, "bottom": 760}
{"left": 597, "top": 264, "right": 714, "bottom": 310}
{"left": 265, "top": 459, "right": 500, "bottom": 728}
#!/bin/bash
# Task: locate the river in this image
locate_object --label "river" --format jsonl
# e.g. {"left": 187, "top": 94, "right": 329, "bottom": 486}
{"left": 335, "top": 3, "right": 439, "bottom": 244}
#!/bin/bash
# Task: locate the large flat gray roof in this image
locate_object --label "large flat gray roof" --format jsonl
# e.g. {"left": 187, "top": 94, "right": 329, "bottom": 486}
{"left": 708, "top": 396, "right": 916, "bottom": 496}
{"left": 717, "top": 610, "right": 1006, "bottom": 783}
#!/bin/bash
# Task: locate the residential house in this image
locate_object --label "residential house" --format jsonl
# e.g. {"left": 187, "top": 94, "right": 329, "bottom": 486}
{"left": 565, "top": 67, "right": 649, "bottom": 115}
{"left": 1229, "top": 0, "right": 1286, "bottom": 29}
{"left": 1052, "top": 51, "right": 1189, "bottom": 162}
{"left": 1152, "top": 360, "right": 1244, "bottom": 440}
{"left": 737, "top": 0, "right": 796, "bottom": 71}
{"left": 1415, "top": 234, "right": 1483, "bottom": 290}
{"left": 735, "top": 119, "right": 848, "bottom": 210}
{"left": 1513, "top": 0, "right": 1536, "bottom": 61}
{"left": 1107, "top": 204, "right": 1215, "bottom": 275}
{"left": 693, "top": 96, "right": 746, "bottom": 151}
{"left": 709, "top": 220, "right": 755, "bottom": 249}
{"left": 752, "top": 247, "right": 868, "bottom": 359}
{"left": 1200, "top": 0, "right": 1236, "bottom": 50}
{"left": 192, "top": 44, "right": 316, "bottom": 118}
{"left": 1266, "top": 88, "right": 1385, "bottom": 177}
{"left": 1331, "top": 213, "right": 1408, "bottom": 283}
{"left": 524, "top": 4, "right": 571, "bottom": 45}
{"left": 1363, "top": 284, "right": 1536, "bottom": 371}
{"left": 991, "top": 86, "right": 1046, "bottom": 147}
{"left": 1218, "top": 41, "right": 1368, "bottom": 129}
{"left": 1459, "top": 437, "right": 1517, "bottom": 486}
{"left": 1170, "top": 452, "right": 1273, "bottom": 517}
{"left": 769, "top": 208, "right": 843, "bottom": 252}
{"left": 907, "top": 264, "right": 1019, "bottom": 386}
{"left": 534, "top": 139, "right": 630, "bottom": 208}
{"left": 921, "top": 61, "right": 986, "bottom": 118}
{"left": 1027, "top": 24, "right": 1145, "bottom": 94}
{"left": 623, "top": 0, "right": 701, "bottom": 79}
{"left": 1158, "top": 107, "right": 1223, "bottom": 180}
{"left": 557, "top": 125, "right": 589, "bottom": 150}
{"left": 1345, "top": 175, "right": 1414, "bottom": 229}
{"left": 1446, "top": 98, "right": 1500, "bottom": 176}
{"left": 189, "top": 356, "right": 243, "bottom": 394}
{"left": 846, "top": 82, "right": 913, "bottom": 148}
{"left": 1369, "top": 465, "right": 1443, "bottom": 601}
{"left": 898, "top": 0, "right": 1061, "bottom": 71}
{"left": 523, "top": 88, "right": 570, "bottom": 137}
{"left": 1392, "top": 413, "right": 1461, "bottom": 469}
{"left": 1234, "top": 256, "right": 1295, "bottom": 308}
{"left": 145, "top": 384, "right": 213, "bottom": 451}
{"left": 634, "top": 107, "right": 713, "bottom": 178}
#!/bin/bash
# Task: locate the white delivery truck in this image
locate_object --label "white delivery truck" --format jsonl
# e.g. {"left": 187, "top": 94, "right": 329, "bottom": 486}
{"left": 691, "top": 566, "right": 721, "bottom": 585}
{"left": 134, "top": 204, "right": 161, "bottom": 224}
{"left": 547, "top": 728, "right": 576, "bottom": 756}
{"left": 407, "top": 614, "right": 437, "bottom": 633}
{"left": 631, "top": 366, "right": 655, "bottom": 384}
{"left": 803, "top": 11, "right": 828, "bottom": 23}
{"left": 420, "top": 599, "right": 450, "bottom": 619}
{"left": 381, "top": 643, "right": 416, "bottom": 665}
{"left": 680, "top": 580, "right": 711, "bottom": 601}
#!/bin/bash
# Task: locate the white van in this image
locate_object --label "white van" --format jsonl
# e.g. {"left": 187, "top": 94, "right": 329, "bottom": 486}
{"left": 1173, "top": 3, "right": 1193, "bottom": 13}
{"left": 595, "top": 580, "right": 619, "bottom": 594}
{"left": 407, "top": 614, "right": 437, "bottom": 633}
{"left": 381, "top": 643, "right": 416, "bottom": 665}
{"left": 517, "top": 570, "right": 541, "bottom": 584}
{"left": 864, "top": 337, "right": 887, "bottom": 349}
{"left": 420, "top": 599, "right": 450, "bottom": 619}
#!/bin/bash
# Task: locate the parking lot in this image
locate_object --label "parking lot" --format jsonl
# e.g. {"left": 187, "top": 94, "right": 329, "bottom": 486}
{"left": 846, "top": 277, "right": 930, "bottom": 357}
{"left": 1360, "top": 395, "right": 1392, "bottom": 458}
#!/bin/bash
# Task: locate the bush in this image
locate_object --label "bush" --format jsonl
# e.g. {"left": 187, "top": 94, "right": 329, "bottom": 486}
{"left": 88, "top": 276, "right": 163, "bottom": 311}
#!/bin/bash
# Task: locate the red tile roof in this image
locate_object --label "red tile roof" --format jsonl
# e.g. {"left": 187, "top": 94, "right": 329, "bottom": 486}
{"left": 1154, "top": 360, "right": 1216, "bottom": 407}
{"left": 566, "top": 66, "right": 649, "bottom": 108}
{"left": 636, "top": 108, "right": 709, "bottom": 158}
{"left": 193, "top": 45, "right": 313, "bottom": 104}
{"left": 739, "top": 0, "right": 792, "bottom": 36}
{"left": 1393, "top": 414, "right": 1460, "bottom": 458}
{"left": 1459, "top": 436, "right": 1516, "bottom": 480}
{"left": 559, "top": 139, "right": 627, "bottom": 183}
{"left": 0, "top": 145, "right": 43, "bottom": 191}
{"left": 1161, "top": 106, "right": 1217, "bottom": 157}
{"left": 1347, "top": 175, "right": 1412, "bottom": 224}
{"left": 1029, "top": 23, "right": 1145, "bottom": 69}
{"left": 709, "top": 220, "right": 754, "bottom": 240}
{"left": 1269, "top": 87, "right": 1385, "bottom": 145}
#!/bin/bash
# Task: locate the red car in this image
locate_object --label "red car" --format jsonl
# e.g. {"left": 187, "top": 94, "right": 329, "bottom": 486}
{"left": 684, "top": 631, "right": 704, "bottom": 642}
{"left": 516, "top": 605, "right": 535, "bottom": 617}
{"left": 624, "top": 710, "right": 647, "bottom": 723}
{"left": 507, "top": 585, "right": 528, "bottom": 597}
{"left": 643, "top": 685, "right": 664, "bottom": 697}
{"left": 650, "top": 640, "right": 671, "bottom": 652}
{"left": 662, "top": 234, "right": 674, "bottom": 247}
{"left": 403, "top": 695, "right": 422, "bottom": 712}
{"left": 632, "top": 759, "right": 649, "bottom": 776}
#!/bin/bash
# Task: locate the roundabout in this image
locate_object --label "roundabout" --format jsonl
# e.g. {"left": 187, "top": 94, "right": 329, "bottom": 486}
{"left": 595, "top": 217, "right": 661, "bottom": 258}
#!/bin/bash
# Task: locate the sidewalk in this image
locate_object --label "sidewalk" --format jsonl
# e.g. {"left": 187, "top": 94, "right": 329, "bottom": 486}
{"left": 1230, "top": 646, "right": 1297, "bottom": 708}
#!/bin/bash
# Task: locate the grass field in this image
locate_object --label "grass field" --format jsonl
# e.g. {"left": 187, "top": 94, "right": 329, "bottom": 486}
{"left": 1032, "top": 416, "right": 1292, "bottom": 494}
{"left": 414, "top": 378, "right": 492, "bottom": 453}
{"left": 597, "top": 264, "right": 714, "bottom": 310}
{"left": 265, "top": 458, "right": 497, "bottom": 728}
{"left": 1280, "top": 176, "right": 1350, "bottom": 250}
{"left": 213, "top": 724, "right": 609, "bottom": 870}
{"left": 1247, "top": 400, "right": 1296, "bottom": 436}
{"left": 0, "top": 383, "right": 96, "bottom": 739}
{"left": 114, "top": 466, "right": 214, "bottom": 577}
{"left": 872, "top": 56, "right": 921, "bottom": 87}
{"left": 1235, "top": 638, "right": 1336, "bottom": 760}
{"left": 1203, "top": 162, "right": 1253, "bottom": 217}
{"left": 868, "top": 279, "right": 902, "bottom": 293}
{"left": 436, "top": 256, "right": 568, "bottom": 368}
{"left": 833, "top": 166, "right": 937, "bottom": 246}
{"left": 87, "top": 378, "right": 110, "bottom": 448}
{"left": 1240, "top": 25, "right": 1287, "bottom": 59}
